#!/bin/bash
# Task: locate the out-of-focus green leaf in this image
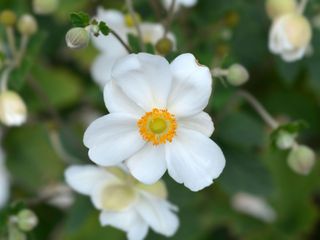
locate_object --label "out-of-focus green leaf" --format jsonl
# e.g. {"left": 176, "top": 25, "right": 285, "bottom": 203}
{"left": 70, "top": 12, "right": 90, "bottom": 28}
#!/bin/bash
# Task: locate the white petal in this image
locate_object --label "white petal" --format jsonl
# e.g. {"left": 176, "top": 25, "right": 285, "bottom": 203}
{"left": 168, "top": 53, "right": 212, "bottom": 117}
{"left": 126, "top": 144, "right": 166, "bottom": 184}
{"left": 112, "top": 53, "right": 172, "bottom": 111}
{"left": 91, "top": 54, "right": 121, "bottom": 88}
{"left": 64, "top": 165, "right": 115, "bottom": 195}
{"left": 136, "top": 194, "right": 179, "bottom": 237}
{"left": 165, "top": 128, "right": 225, "bottom": 191}
{"left": 83, "top": 113, "right": 145, "bottom": 166}
{"left": 281, "top": 46, "right": 307, "bottom": 62}
{"left": 104, "top": 81, "right": 145, "bottom": 117}
{"left": 100, "top": 209, "right": 148, "bottom": 240}
{"left": 178, "top": 112, "right": 214, "bottom": 137}
{"left": 0, "top": 157, "right": 9, "bottom": 208}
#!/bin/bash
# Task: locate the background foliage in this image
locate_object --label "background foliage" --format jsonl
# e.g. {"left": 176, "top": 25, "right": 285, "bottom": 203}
{"left": 0, "top": 0, "right": 319, "bottom": 239}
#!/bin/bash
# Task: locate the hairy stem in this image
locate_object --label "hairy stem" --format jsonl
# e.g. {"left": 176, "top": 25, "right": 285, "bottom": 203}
{"left": 5, "top": 27, "right": 17, "bottom": 58}
{"left": 163, "top": 0, "right": 176, "bottom": 37}
{"left": 298, "top": 0, "right": 309, "bottom": 14}
{"left": 110, "top": 29, "right": 132, "bottom": 53}
{"left": 125, "top": 0, "right": 145, "bottom": 51}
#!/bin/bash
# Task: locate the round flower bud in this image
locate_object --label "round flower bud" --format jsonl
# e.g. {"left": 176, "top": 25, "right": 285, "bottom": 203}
{"left": 287, "top": 145, "right": 316, "bottom": 175}
{"left": 124, "top": 13, "right": 141, "bottom": 28}
{"left": 269, "top": 13, "right": 312, "bottom": 62}
{"left": 226, "top": 64, "right": 249, "bottom": 86}
{"left": 17, "top": 209, "right": 38, "bottom": 232}
{"left": 0, "top": 10, "right": 17, "bottom": 26}
{"left": 276, "top": 130, "right": 296, "bottom": 150}
{"left": 17, "top": 14, "right": 38, "bottom": 36}
{"left": 0, "top": 91, "right": 27, "bottom": 126}
{"left": 155, "top": 37, "right": 173, "bottom": 55}
{"left": 33, "top": 0, "right": 59, "bottom": 15}
{"left": 266, "top": 0, "right": 297, "bottom": 20}
{"left": 65, "top": 27, "right": 90, "bottom": 49}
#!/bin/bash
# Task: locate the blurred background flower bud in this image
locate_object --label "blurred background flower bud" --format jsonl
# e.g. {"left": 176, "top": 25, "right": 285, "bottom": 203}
{"left": 17, "top": 209, "right": 38, "bottom": 232}
{"left": 156, "top": 37, "right": 173, "bottom": 55}
{"left": 266, "top": 0, "right": 297, "bottom": 20}
{"left": 33, "top": 0, "right": 59, "bottom": 15}
{"left": 226, "top": 64, "right": 249, "bottom": 86}
{"left": 65, "top": 27, "right": 90, "bottom": 49}
{"left": 231, "top": 192, "right": 277, "bottom": 223}
{"left": 276, "top": 130, "right": 296, "bottom": 150}
{"left": 287, "top": 145, "right": 316, "bottom": 175}
{"left": 0, "top": 10, "right": 17, "bottom": 26}
{"left": 124, "top": 13, "right": 141, "bottom": 28}
{"left": 269, "top": 13, "right": 312, "bottom": 62}
{"left": 0, "top": 91, "right": 27, "bottom": 126}
{"left": 18, "top": 14, "right": 38, "bottom": 36}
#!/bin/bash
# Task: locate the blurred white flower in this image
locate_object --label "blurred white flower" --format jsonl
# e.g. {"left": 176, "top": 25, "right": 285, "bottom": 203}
{"left": 65, "top": 165, "right": 179, "bottom": 240}
{"left": 162, "top": 0, "right": 198, "bottom": 11}
{"left": 265, "top": 0, "right": 297, "bottom": 20}
{"left": 84, "top": 53, "right": 225, "bottom": 191}
{"left": 91, "top": 8, "right": 176, "bottom": 88}
{"left": 0, "top": 91, "right": 27, "bottom": 126}
{"left": 0, "top": 142, "right": 9, "bottom": 208}
{"left": 287, "top": 144, "right": 316, "bottom": 175}
{"left": 33, "top": 0, "right": 59, "bottom": 15}
{"left": 231, "top": 192, "right": 276, "bottom": 223}
{"left": 39, "top": 184, "right": 74, "bottom": 209}
{"left": 269, "top": 13, "right": 312, "bottom": 62}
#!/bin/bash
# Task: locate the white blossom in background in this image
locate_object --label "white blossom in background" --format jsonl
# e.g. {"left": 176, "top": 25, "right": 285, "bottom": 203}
{"left": 65, "top": 165, "right": 179, "bottom": 240}
{"left": 231, "top": 192, "right": 276, "bottom": 223}
{"left": 84, "top": 53, "right": 225, "bottom": 191}
{"left": 91, "top": 7, "right": 176, "bottom": 88}
{"left": 0, "top": 142, "right": 9, "bottom": 208}
{"left": 269, "top": 13, "right": 312, "bottom": 62}
{"left": 162, "top": 0, "right": 198, "bottom": 11}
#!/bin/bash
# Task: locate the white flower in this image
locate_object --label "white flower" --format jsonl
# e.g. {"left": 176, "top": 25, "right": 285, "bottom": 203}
{"left": 162, "top": 0, "right": 198, "bottom": 11}
{"left": 91, "top": 8, "right": 176, "bottom": 88}
{"left": 231, "top": 192, "right": 276, "bottom": 223}
{"left": 0, "top": 91, "right": 27, "bottom": 126}
{"left": 269, "top": 13, "right": 312, "bottom": 62}
{"left": 65, "top": 165, "right": 179, "bottom": 240}
{"left": 0, "top": 143, "right": 9, "bottom": 208}
{"left": 84, "top": 53, "right": 226, "bottom": 191}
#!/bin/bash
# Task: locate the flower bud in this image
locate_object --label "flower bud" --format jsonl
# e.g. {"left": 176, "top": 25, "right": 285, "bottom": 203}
{"left": 155, "top": 37, "right": 173, "bottom": 55}
{"left": 269, "top": 13, "right": 312, "bottom": 62}
{"left": 33, "top": 0, "right": 59, "bottom": 15}
{"left": 226, "top": 64, "right": 249, "bottom": 86}
{"left": 17, "top": 209, "right": 38, "bottom": 232}
{"left": 17, "top": 14, "right": 38, "bottom": 36}
{"left": 0, "top": 10, "right": 17, "bottom": 26}
{"left": 276, "top": 130, "right": 296, "bottom": 150}
{"left": 65, "top": 27, "right": 90, "bottom": 49}
{"left": 287, "top": 145, "right": 316, "bottom": 175}
{"left": 124, "top": 13, "right": 141, "bottom": 28}
{"left": 0, "top": 91, "right": 27, "bottom": 126}
{"left": 266, "top": 0, "right": 297, "bottom": 20}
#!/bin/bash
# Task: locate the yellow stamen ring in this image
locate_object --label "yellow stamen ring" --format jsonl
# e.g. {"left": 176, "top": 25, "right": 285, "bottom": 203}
{"left": 138, "top": 108, "right": 177, "bottom": 145}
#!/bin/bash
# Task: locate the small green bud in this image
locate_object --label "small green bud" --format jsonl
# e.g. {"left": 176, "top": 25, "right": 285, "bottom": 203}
{"left": 33, "top": 0, "right": 59, "bottom": 15}
{"left": 276, "top": 130, "right": 296, "bottom": 150}
{"left": 155, "top": 37, "right": 173, "bottom": 55}
{"left": 65, "top": 27, "right": 90, "bottom": 49}
{"left": 17, "top": 14, "right": 38, "bottom": 36}
{"left": 226, "top": 64, "right": 249, "bottom": 86}
{"left": 0, "top": 10, "right": 17, "bottom": 26}
{"left": 287, "top": 145, "right": 316, "bottom": 175}
{"left": 17, "top": 209, "right": 38, "bottom": 232}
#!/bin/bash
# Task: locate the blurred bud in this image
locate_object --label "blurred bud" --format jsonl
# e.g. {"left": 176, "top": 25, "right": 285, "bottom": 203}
{"left": 269, "top": 13, "right": 312, "bottom": 62}
{"left": 0, "top": 10, "right": 17, "bottom": 26}
{"left": 17, "top": 14, "right": 38, "bottom": 36}
{"left": 266, "top": 0, "right": 297, "bottom": 20}
{"left": 155, "top": 37, "right": 173, "bottom": 55}
{"left": 231, "top": 192, "right": 276, "bottom": 223}
{"left": 0, "top": 91, "right": 27, "bottom": 126}
{"left": 17, "top": 209, "right": 38, "bottom": 232}
{"left": 33, "top": 0, "right": 59, "bottom": 15}
{"left": 65, "top": 27, "right": 90, "bottom": 49}
{"left": 124, "top": 13, "right": 141, "bottom": 28}
{"left": 226, "top": 64, "right": 249, "bottom": 86}
{"left": 276, "top": 130, "right": 296, "bottom": 150}
{"left": 224, "top": 11, "right": 240, "bottom": 28}
{"left": 287, "top": 145, "right": 316, "bottom": 175}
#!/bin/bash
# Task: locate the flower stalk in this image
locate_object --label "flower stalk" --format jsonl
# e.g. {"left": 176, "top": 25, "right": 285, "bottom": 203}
{"left": 298, "top": 0, "right": 309, "bottom": 14}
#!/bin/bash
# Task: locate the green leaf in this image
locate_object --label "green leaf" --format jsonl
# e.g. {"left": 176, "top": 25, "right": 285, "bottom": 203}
{"left": 98, "top": 21, "right": 110, "bottom": 36}
{"left": 70, "top": 12, "right": 90, "bottom": 28}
